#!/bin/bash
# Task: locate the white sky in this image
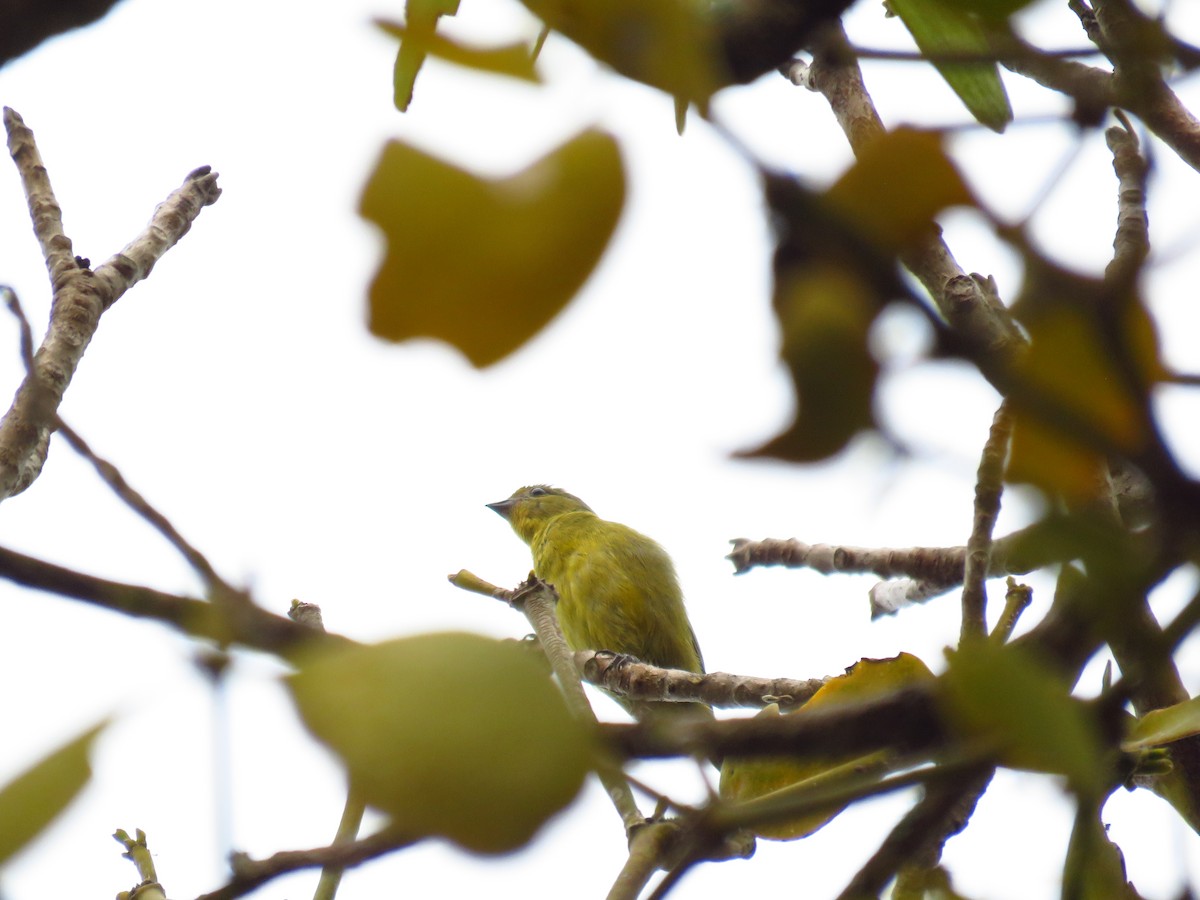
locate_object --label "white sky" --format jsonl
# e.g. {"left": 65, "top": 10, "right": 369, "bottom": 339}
{"left": 0, "top": 0, "right": 1198, "bottom": 898}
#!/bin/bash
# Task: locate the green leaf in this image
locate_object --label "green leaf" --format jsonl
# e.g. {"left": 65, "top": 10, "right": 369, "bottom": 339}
{"left": 894, "top": 863, "right": 974, "bottom": 900}
{"left": 1062, "top": 802, "right": 1137, "bottom": 899}
{"left": 519, "top": 0, "right": 725, "bottom": 109}
{"left": 935, "top": 0, "right": 1038, "bottom": 19}
{"left": 377, "top": 20, "right": 541, "bottom": 87}
{"left": 1124, "top": 697, "right": 1200, "bottom": 751}
{"left": 360, "top": 129, "right": 625, "bottom": 367}
{"left": 939, "top": 642, "right": 1108, "bottom": 799}
{"left": 0, "top": 721, "right": 106, "bottom": 865}
{"left": 288, "top": 633, "right": 592, "bottom": 854}
{"left": 390, "top": 0, "right": 462, "bottom": 111}
{"left": 888, "top": 0, "right": 1013, "bottom": 132}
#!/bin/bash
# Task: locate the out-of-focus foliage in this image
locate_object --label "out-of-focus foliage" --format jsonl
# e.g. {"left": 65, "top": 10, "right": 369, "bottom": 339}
{"left": 720, "top": 654, "right": 934, "bottom": 839}
{"left": 288, "top": 633, "right": 592, "bottom": 854}
{"left": 0, "top": 721, "right": 105, "bottom": 865}
{"left": 379, "top": 18, "right": 541, "bottom": 99}
{"left": 745, "top": 129, "right": 972, "bottom": 461}
{"left": 390, "top": 0, "right": 461, "bottom": 111}
{"left": 519, "top": 0, "right": 727, "bottom": 114}
{"left": 360, "top": 129, "right": 624, "bottom": 367}
{"left": 939, "top": 641, "right": 1109, "bottom": 799}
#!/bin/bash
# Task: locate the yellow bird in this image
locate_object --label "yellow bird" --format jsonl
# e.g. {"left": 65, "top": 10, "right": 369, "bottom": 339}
{"left": 487, "top": 485, "right": 710, "bottom": 722}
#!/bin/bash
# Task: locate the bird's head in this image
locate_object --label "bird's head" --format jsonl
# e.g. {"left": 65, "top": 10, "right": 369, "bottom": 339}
{"left": 487, "top": 485, "right": 593, "bottom": 543}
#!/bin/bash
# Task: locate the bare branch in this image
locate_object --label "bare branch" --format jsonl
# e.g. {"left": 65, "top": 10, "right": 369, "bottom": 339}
{"left": 0, "top": 109, "right": 220, "bottom": 499}
{"left": 0, "top": 542, "right": 343, "bottom": 661}
{"left": 195, "top": 828, "right": 418, "bottom": 900}
{"left": 792, "top": 26, "right": 1028, "bottom": 382}
{"left": 961, "top": 400, "right": 1013, "bottom": 642}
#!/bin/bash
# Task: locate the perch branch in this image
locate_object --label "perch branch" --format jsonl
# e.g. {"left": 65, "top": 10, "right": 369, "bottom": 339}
{"left": 449, "top": 569, "right": 644, "bottom": 831}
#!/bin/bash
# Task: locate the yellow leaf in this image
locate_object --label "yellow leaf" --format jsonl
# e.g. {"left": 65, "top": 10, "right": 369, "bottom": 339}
{"left": 740, "top": 264, "right": 879, "bottom": 461}
{"left": 289, "top": 633, "right": 592, "bottom": 854}
{"left": 720, "top": 655, "right": 933, "bottom": 840}
{"left": 360, "top": 130, "right": 625, "bottom": 367}
{"left": 0, "top": 721, "right": 105, "bottom": 864}
{"left": 826, "top": 128, "right": 975, "bottom": 254}
{"left": 521, "top": 0, "right": 725, "bottom": 109}
{"left": 377, "top": 19, "right": 541, "bottom": 86}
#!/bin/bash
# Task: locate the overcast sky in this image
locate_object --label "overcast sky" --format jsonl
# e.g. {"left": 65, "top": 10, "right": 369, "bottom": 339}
{"left": 0, "top": 1, "right": 1198, "bottom": 898}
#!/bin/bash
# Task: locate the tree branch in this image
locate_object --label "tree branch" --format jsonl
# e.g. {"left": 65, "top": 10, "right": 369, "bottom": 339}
{"left": 195, "top": 827, "right": 417, "bottom": 900}
{"left": 0, "top": 109, "right": 220, "bottom": 499}
{"left": 961, "top": 400, "right": 1013, "bottom": 642}
{"left": 0, "top": 542, "right": 342, "bottom": 660}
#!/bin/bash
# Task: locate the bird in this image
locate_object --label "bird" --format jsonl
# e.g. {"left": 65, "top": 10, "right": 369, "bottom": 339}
{"left": 487, "top": 485, "right": 711, "bottom": 723}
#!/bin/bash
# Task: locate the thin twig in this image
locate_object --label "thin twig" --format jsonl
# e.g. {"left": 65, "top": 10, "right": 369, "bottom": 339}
{"left": 0, "top": 541, "right": 344, "bottom": 660}
{"left": 196, "top": 828, "right": 417, "bottom": 900}
{"left": 990, "top": 578, "right": 1033, "bottom": 644}
{"left": 2, "top": 287, "right": 234, "bottom": 596}
{"left": 835, "top": 767, "right": 995, "bottom": 900}
{"left": 961, "top": 400, "right": 1014, "bottom": 642}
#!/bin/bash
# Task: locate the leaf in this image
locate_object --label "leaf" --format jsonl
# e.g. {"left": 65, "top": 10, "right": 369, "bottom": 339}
{"left": 1007, "top": 262, "right": 1163, "bottom": 501}
{"left": 720, "top": 655, "right": 933, "bottom": 839}
{"left": 1123, "top": 696, "right": 1200, "bottom": 751}
{"left": 288, "top": 633, "right": 592, "bottom": 854}
{"left": 935, "top": 0, "right": 1039, "bottom": 19}
{"left": 740, "top": 264, "right": 879, "bottom": 461}
{"left": 360, "top": 129, "right": 625, "bottom": 367}
{"left": 938, "top": 641, "right": 1108, "bottom": 799}
{"left": 888, "top": 0, "right": 1013, "bottom": 132}
{"left": 519, "top": 0, "right": 725, "bottom": 110}
{"left": 377, "top": 20, "right": 541, "bottom": 88}
{"left": 0, "top": 721, "right": 106, "bottom": 865}
{"left": 390, "top": 0, "right": 462, "bottom": 111}
{"left": 894, "top": 863, "right": 974, "bottom": 900}
{"left": 825, "top": 127, "right": 975, "bottom": 255}
{"left": 1062, "top": 802, "right": 1137, "bottom": 899}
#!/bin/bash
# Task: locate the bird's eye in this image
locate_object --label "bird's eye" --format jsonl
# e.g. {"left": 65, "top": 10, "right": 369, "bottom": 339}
{"left": 529, "top": 487, "right": 547, "bottom": 497}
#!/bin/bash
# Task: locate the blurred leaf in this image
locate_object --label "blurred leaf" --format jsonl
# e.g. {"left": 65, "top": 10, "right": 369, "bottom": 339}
{"left": 936, "top": 0, "right": 1037, "bottom": 18}
{"left": 377, "top": 20, "right": 541, "bottom": 87}
{"left": 360, "top": 129, "right": 625, "bottom": 367}
{"left": 520, "top": 0, "right": 725, "bottom": 110}
{"left": 1007, "top": 264, "right": 1163, "bottom": 501}
{"left": 1124, "top": 697, "right": 1200, "bottom": 751}
{"left": 1062, "top": 803, "right": 1137, "bottom": 899}
{"left": 391, "top": 0, "right": 462, "bottom": 111}
{"left": 939, "top": 641, "right": 1108, "bottom": 799}
{"left": 289, "top": 633, "right": 591, "bottom": 854}
{"left": 894, "top": 863, "right": 974, "bottom": 899}
{"left": 742, "top": 265, "right": 879, "bottom": 461}
{"left": 0, "top": 721, "right": 105, "bottom": 865}
{"left": 888, "top": 0, "right": 1012, "bottom": 132}
{"left": 825, "top": 127, "right": 975, "bottom": 255}
{"left": 720, "top": 655, "right": 933, "bottom": 839}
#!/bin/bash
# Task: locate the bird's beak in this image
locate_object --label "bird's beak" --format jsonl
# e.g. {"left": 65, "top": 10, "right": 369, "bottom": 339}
{"left": 486, "top": 498, "right": 515, "bottom": 520}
